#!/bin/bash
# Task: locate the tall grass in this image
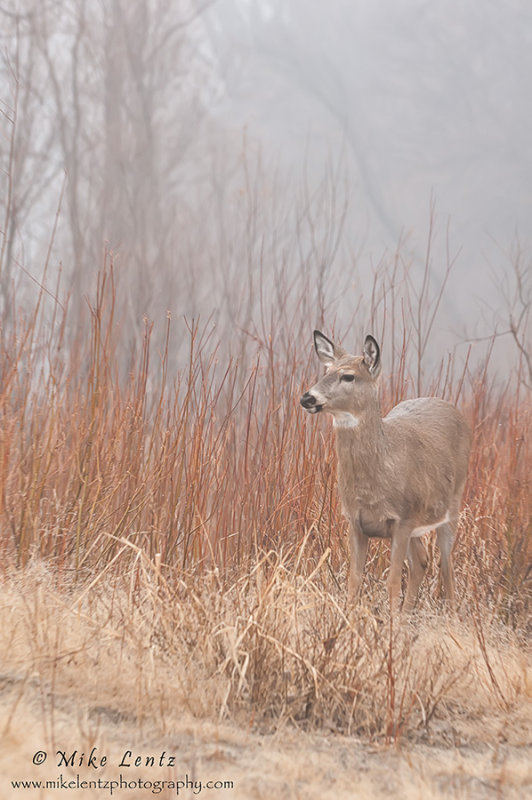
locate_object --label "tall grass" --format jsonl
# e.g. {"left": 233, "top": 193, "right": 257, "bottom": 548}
{"left": 0, "top": 256, "right": 530, "bottom": 745}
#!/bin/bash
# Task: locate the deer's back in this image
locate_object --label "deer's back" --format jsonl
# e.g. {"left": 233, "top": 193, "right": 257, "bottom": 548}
{"left": 384, "top": 397, "right": 471, "bottom": 497}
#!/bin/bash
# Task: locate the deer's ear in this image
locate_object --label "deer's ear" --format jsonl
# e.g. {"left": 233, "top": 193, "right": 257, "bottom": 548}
{"left": 363, "top": 335, "right": 381, "bottom": 376}
{"left": 313, "top": 331, "right": 342, "bottom": 367}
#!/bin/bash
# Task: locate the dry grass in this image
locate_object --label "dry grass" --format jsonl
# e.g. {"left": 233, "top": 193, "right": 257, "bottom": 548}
{"left": 0, "top": 564, "right": 530, "bottom": 798}
{"left": 0, "top": 261, "right": 531, "bottom": 797}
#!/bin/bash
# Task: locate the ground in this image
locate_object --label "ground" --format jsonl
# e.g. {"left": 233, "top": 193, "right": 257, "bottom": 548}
{"left": 1, "top": 674, "right": 530, "bottom": 799}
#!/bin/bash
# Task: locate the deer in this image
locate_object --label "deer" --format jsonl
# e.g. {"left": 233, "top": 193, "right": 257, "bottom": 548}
{"left": 300, "top": 330, "right": 471, "bottom": 613}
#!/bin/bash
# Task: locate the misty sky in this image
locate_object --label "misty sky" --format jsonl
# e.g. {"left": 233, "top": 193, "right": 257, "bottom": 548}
{"left": 204, "top": 0, "right": 532, "bottom": 338}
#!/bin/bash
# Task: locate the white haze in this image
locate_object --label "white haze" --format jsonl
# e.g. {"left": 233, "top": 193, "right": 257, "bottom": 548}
{"left": 204, "top": 0, "right": 532, "bottom": 341}
{"left": 1, "top": 0, "right": 530, "bottom": 379}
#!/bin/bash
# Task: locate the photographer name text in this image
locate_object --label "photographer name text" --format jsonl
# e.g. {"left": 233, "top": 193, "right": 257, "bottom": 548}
{"left": 34, "top": 748, "right": 190, "bottom": 769}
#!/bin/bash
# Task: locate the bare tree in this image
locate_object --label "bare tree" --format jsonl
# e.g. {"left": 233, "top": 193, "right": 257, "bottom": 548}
{"left": 1, "top": 1, "right": 219, "bottom": 349}
{"left": 0, "top": 6, "right": 63, "bottom": 321}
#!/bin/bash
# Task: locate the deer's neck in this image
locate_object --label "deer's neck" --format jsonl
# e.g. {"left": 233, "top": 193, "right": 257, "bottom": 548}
{"left": 334, "top": 407, "right": 388, "bottom": 510}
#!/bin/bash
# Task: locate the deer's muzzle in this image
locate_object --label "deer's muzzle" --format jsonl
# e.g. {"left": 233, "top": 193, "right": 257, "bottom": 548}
{"left": 300, "top": 392, "right": 323, "bottom": 413}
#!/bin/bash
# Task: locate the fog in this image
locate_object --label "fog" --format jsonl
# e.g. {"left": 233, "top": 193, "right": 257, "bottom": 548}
{"left": 205, "top": 1, "right": 532, "bottom": 333}
{"left": 1, "top": 0, "right": 530, "bottom": 379}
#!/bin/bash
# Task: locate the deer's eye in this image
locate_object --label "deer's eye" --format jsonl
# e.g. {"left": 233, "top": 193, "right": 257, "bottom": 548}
{"left": 340, "top": 374, "right": 355, "bottom": 383}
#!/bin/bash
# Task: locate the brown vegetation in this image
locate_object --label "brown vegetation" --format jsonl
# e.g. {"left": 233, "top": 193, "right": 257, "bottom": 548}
{"left": 0, "top": 260, "right": 530, "bottom": 797}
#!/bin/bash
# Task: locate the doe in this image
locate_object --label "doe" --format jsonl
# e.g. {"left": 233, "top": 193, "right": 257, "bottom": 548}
{"left": 301, "top": 331, "right": 471, "bottom": 613}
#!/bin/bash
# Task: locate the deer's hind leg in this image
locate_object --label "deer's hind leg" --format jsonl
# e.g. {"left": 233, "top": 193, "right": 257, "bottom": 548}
{"left": 436, "top": 521, "right": 457, "bottom": 608}
{"left": 403, "top": 537, "right": 429, "bottom": 613}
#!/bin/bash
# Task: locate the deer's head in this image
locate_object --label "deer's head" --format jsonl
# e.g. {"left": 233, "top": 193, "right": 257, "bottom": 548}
{"left": 300, "top": 331, "right": 381, "bottom": 427}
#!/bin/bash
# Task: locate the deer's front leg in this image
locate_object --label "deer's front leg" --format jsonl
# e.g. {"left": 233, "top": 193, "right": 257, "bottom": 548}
{"left": 348, "top": 515, "right": 369, "bottom": 601}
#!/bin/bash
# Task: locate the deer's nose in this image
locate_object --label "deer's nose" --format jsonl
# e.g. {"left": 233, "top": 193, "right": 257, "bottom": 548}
{"left": 300, "top": 392, "right": 317, "bottom": 409}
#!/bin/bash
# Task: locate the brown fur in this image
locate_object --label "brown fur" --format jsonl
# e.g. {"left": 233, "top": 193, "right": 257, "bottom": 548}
{"left": 301, "top": 332, "right": 471, "bottom": 612}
